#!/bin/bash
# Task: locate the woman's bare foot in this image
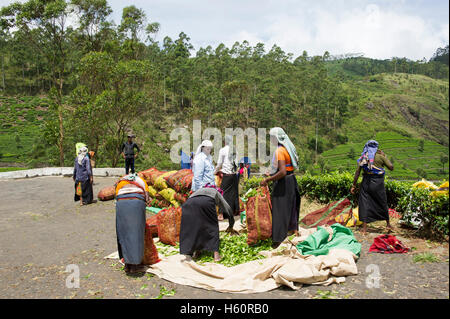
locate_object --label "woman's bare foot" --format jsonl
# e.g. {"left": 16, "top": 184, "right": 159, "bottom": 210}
{"left": 218, "top": 214, "right": 224, "bottom": 221}
{"left": 214, "top": 251, "right": 221, "bottom": 262}
{"left": 192, "top": 251, "right": 200, "bottom": 259}
{"left": 362, "top": 222, "right": 368, "bottom": 236}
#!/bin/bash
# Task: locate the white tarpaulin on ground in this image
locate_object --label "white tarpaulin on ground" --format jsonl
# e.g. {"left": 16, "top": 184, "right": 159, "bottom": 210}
{"left": 145, "top": 247, "right": 357, "bottom": 293}
{"left": 105, "top": 225, "right": 359, "bottom": 294}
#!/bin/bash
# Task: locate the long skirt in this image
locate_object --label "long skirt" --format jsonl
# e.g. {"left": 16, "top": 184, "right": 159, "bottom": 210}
{"left": 116, "top": 193, "right": 146, "bottom": 265}
{"left": 271, "top": 174, "right": 301, "bottom": 243}
{"left": 221, "top": 174, "right": 240, "bottom": 216}
{"left": 358, "top": 175, "right": 389, "bottom": 223}
{"left": 180, "top": 196, "right": 219, "bottom": 255}
{"left": 74, "top": 179, "right": 93, "bottom": 203}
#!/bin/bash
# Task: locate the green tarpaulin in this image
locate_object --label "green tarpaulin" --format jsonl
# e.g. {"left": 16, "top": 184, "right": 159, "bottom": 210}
{"left": 146, "top": 207, "right": 162, "bottom": 215}
{"left": 296, "top": 223, "right": 361, "bottom": 257}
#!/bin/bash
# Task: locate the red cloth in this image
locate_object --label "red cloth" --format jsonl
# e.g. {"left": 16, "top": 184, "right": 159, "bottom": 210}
{"left": 369, "top": 235, "right": 410, "bottom": 254}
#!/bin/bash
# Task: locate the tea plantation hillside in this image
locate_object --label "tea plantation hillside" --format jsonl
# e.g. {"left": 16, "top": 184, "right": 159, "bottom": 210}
{"left": 320, "top": 72, "right": 448, "bottom": 180}
{"left": 0, "top": 72, "right": 448, "bottom": 180}
{"left": 321, "top": 131, "right": 449, "bottom": 180}
{"left": 0, "top": 96, "right": 52, "bottom": 168}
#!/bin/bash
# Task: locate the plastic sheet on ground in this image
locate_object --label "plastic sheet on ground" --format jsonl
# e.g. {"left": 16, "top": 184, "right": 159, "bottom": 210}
{"left": 105, "top": 224, "right": 359, "bottom": 294}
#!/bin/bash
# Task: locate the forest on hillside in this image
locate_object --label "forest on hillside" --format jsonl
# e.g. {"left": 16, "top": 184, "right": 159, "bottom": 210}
{"left": 0, "top": 0, "right": 448, "bottom": 172}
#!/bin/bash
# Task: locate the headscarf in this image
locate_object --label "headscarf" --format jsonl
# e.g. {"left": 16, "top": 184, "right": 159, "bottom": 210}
{"left": 195, "top": 140, "right": 213, "bottom": 157}
{"left": 77, "top": 146, "right": 88, "bottom": 165}
{"left": 203, "top": 183, "right": 224, "bottom": 195}
{"left": 269, "top": 127, "right": 299, "bottom": 174}
{"left": 123, "top": 173, "right": 138, "bottom": 181}
{"left": 357, "top": 140, "right": 379, "bottom": 169}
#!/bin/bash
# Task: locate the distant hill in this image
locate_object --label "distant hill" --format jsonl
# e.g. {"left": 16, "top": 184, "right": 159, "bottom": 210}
{"left": 0, "top": 72, "right": 448, "bottom": 180}
{"left": 341, "top": 72, "right": 448, "bottom": 146}
{"left": 322, "top": 131, "right": 448, "bottom": 180}
{"left": 319, "top": 72, "right": 449, "bottom": 180}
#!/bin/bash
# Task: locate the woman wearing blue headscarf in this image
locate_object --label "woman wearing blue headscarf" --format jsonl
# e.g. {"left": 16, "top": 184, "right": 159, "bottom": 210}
{"left": 260, "top": 127, "right": 301, "bottom": 248}
{"left": 351, "top": 140, "right": 394, "bottom": 234}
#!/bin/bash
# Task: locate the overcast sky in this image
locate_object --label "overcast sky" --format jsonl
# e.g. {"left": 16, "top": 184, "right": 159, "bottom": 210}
{"left": 1, "top": 0, "right": 449, "bottom": 60}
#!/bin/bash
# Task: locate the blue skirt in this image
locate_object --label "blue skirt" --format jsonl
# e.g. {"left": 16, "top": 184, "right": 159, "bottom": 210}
{"left": 116, "top": 193, "right": 146, "bottom": 264}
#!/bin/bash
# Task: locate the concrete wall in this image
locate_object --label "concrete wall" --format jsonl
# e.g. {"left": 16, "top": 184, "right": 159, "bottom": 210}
{"left": 0, "top": 167, "right": 125, "bottom": 180}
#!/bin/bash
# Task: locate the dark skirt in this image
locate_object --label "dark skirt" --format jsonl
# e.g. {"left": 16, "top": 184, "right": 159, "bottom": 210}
{"left": 180, "top": 196, "right": 219, "bottom": 255}
{"left": 221, "top": 174, "right": 240, "bottom": 216}
{"left": 74, "top": 179, "right": 93, "bottom": 203}
{"left": 116, "top": 193, "right": 146, "bottom": 265}
{"left": 358, "top": 175, "right": 389, "bottom": 223}
{"left": 271, "top": 174, "right": 301, "bottom": 243}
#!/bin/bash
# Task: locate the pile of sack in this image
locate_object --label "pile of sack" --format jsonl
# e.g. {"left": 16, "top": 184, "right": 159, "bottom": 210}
{"left": 138, "top": 168, "right": 193, "bottom": 208}
{"left": 96, "top": 167, "right": 194, "bottom": 251}
{"left": 412, "top": 179, "right": 449, "bottom": 198}
{"left": 96, "top": 167, "right": 193, "bottom": 206}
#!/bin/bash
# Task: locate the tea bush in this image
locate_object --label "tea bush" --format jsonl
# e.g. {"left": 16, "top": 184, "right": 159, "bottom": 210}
{"left": 243, "top": 171, "right": 448, "bottom": 239}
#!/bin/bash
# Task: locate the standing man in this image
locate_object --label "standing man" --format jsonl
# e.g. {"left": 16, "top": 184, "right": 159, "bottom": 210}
{"left": 121, "top": 134, "right": 140, "bottom": 174}
{"left": 215, "top": 135, "right": 240, "bottom": 219}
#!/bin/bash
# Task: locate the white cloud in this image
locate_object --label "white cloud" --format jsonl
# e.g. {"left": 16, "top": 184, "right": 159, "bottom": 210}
{"left": 217, "top": 2, "right": 447, "bottom": 61}
{"left": 245, "top": 3, "right": 447, "bottom": 60}
{"left": 1, "top": 0, "right": 447, "bottom": 60}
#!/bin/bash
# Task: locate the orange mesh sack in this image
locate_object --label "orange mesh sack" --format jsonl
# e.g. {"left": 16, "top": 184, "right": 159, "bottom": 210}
{"left": 246, "top": 186, "right": 272, "bottom": 245}
{"left": 147, "top": 170, "right": 167, "bottom": 185}
{"left": 300, "top": 198, "right": 352, "bottom": 228}
{"left": 97, "top": 186, "right": 116, "bottom": 201}
{"left": 142, "top": 222, "right": 161, "bottom": 265}
{"left": 174, "top": 192, "right": 188, "bottom": 204}
{"left": 138, "top": 167, "right": 158, "bottom": 184}
{"left": 157, "top": 207, "right": 182, "bottom": 246}
{"left": 174, "top": 173, "right": 194, "bottom": 193}
{"left": 164, "top": 169, "right": 192, "bottom": 189}
{"left": 146, "top": 215, "right": 159, "bottom": 238}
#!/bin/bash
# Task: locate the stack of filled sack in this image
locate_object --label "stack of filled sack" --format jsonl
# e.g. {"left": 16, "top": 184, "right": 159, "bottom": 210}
{"left": 96, "top": 167, "right": 193, "bottom": 207}
{"left": 96, "top": 167, "right": 194, "bottom": 248}
{"left": 138, "top": 168, "right": 193, "bottom": 208}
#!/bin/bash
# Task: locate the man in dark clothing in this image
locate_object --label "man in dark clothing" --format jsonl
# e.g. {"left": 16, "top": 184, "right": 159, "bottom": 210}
{"left": 121, "top": 134, "right": 140, "bottom": 174}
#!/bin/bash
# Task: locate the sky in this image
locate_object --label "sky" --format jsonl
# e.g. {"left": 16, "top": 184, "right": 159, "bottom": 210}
{"left": 1, "top": 0, "right": 449, "bottom": 60}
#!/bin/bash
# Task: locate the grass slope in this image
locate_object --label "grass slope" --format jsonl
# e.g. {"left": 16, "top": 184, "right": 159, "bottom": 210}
{"left": 322, "top": 131, "right": 449, "bottom": 180}
{"left": 0, "top": 96, "right": 51, "bottom": 167}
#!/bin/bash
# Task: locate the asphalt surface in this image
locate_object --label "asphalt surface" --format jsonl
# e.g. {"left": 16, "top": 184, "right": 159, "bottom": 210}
{"left": 0, "top": 176, "right": 448, "bottom": 299}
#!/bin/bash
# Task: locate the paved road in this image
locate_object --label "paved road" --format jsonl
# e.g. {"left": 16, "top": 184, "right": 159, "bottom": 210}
{"left": 0, "top": 176, "right": 448, "bottom": 299}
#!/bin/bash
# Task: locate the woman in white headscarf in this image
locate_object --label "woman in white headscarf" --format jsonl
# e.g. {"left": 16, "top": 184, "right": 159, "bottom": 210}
{"left": 73, "top": 146, "right": 94, "bottom": 206}
{"left": 260, "top": 127, "right": 301, "bottom": 248}
{"left": 191, "top": 140, "right": 215, "bottom": 192}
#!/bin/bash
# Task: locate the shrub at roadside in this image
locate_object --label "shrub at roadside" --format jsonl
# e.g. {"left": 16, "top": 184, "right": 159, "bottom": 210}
{"left": 243, "top": 172, "right": 448, "bottom": 239}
